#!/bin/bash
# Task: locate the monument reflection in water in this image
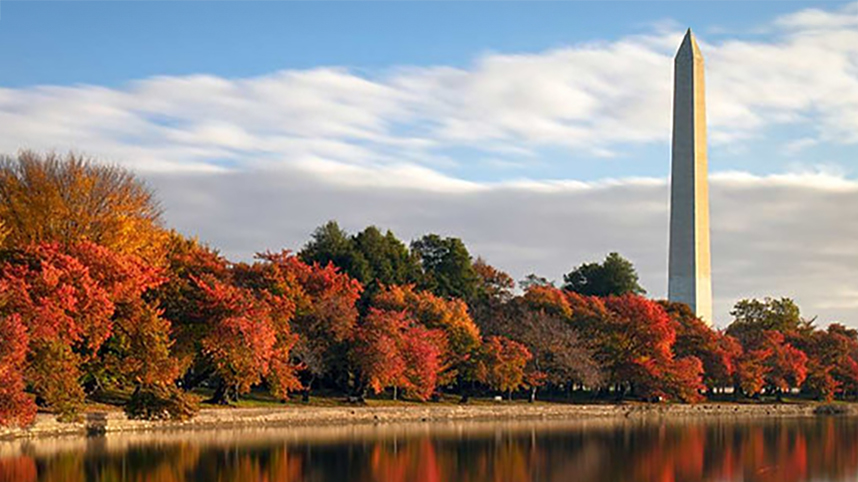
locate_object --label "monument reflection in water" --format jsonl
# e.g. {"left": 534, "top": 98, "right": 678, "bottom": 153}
{"left": 3, "top": 418, "right": 858, "bottom": 482}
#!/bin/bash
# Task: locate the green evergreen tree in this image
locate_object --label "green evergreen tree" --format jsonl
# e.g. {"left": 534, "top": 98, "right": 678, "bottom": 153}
{"left": 562, "top": 252, "right": 645, "bottom": 297}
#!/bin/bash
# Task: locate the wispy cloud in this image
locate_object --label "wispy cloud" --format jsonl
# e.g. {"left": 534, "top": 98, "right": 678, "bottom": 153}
{"left": 0, "top": 2, "right": 856, "bottom": 183}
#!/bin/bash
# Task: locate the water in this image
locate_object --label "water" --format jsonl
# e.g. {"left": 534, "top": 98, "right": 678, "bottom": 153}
{"left": 2, "top": 417, "right": 858, "bottom": 482}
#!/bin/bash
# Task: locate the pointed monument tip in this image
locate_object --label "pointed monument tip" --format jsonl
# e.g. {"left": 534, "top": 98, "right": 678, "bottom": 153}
{"left": 676, "top": 27, "right": 703, "bottom": 61}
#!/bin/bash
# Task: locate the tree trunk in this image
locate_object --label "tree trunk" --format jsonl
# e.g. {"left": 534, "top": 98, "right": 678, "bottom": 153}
{"left": 207, "top": 382, "right": 233, "bottom": 405}
{"left": 301, "top": 376, "right": 315, "bottom": 403}
{"left": 459, "top": 382, "right": 471, "bottom": 404}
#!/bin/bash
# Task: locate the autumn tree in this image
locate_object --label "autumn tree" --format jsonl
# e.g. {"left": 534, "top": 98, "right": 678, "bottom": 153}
{"left": 468, "top": 259, "right": 516, "bottom": 349}
{"left": 522, "top": 285, "right": 573, "bottom": 319}
{"left": 563, "top": 252, "right": 645, "bottom": 297}
{"left": 764, "top": 331, "right": 808, "bottom": 395}
{"left": 662, "top": 300, "right": 741, "bottom": 391}
{"left": 150, "top": 233, "right": 232, "bottom": 388}
{"left": 400, "top": 324, "right": 446, "bottom": 401}
{"left": 152, "top": 240, "right": 307, "bottom": 404}
{"left": 352, "top": 308, "right": 407, "bottom": 397}
{"left": 239, "top": 251, "right": 363, "bottom": 400}
{"left": 821, "top": 324, "right": 858, "bottom": 399}
{"left": 67, "top": 242, "right": 194, "bottom": 417}
{"left": 372, "top": 284, "right": 482, "bottom": 391}
{"left": 0, "top": 297, "right": 36, "bottom": 427}
{"left": 1, "top": 244, "right": 114, "bottom": 418}
{"left": 482, "top": 294, "right": 603, "bottom": 399}
{"left": 598, "top": 295, "right": 703, "bottom": 402}
{"left": 479, "top": 336, "right": 532, "bottom": 400}
{"left": 0, "top": 240, "right": 187, "bottom": 420}
{"left": 727, "top": 298, "right": 811, "bottom": 399}
{"left": 352, "top": 308, "right": 445, "bottom": 401}
{"left": 194, "top": 273, "right": 300, "bottom": 404}
{"left": 472, "top": 258, "right": 515, "bottom": 305}
{"left": 0, "top": 151, "right": 168, "bottom": 261}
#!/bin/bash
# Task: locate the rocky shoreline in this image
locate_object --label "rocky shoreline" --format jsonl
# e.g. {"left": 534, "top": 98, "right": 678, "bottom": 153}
{"left": 2, "top": 402, "right": 854, "bottom": 440}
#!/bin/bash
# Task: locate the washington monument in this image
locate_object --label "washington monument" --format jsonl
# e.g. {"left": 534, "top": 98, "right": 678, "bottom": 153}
{"left": 668, "top": 29, "right": 713, "bottom": 325}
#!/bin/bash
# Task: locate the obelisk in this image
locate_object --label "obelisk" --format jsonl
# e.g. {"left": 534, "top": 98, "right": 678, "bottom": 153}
{"left": 668, "top": 29, "right": 713, "bottom": 324}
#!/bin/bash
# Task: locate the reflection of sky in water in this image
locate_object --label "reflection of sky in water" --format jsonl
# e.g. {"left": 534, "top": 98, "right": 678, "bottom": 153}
{"left": 2, "top": 418, "right": 858, "bottom": 482}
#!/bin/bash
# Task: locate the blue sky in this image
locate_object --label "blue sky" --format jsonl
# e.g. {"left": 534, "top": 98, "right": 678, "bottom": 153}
{"left": 1, "top": 1, "right": 857, "bottom": 325}
{"left": 1, "top": 2, "right": 838, "bottom": 87}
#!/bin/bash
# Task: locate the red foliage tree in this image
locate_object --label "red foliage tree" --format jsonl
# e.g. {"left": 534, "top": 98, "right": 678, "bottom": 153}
{"left": 244, "top": 251, "right": 362, "bottom": 398}
{"left": 733, "top": 329, "right": 808, "bottom": 398}
{"left": 154, "top": 233, "right": 232, "bottom": 376}
{"left": 194, "top": 274, "right": 298, "bottom": 403}
{"left": 663, "top": 300, "right": 741, "bottom": 391}
{"left": 600, "top": 295, "right": 675, "bottom": 398}
{"left": 401, "top": 325, "right": 446, "bottom": 401}
{"left": 735, "top": 346, "right": 770, "bottom": 396}
{"left": 797, "top": 324, "right": 858, "bottom": 401}
{"left": 826, "top": 324, "right": 858, "bottom": 398}
{"left": 0, "top": 243, "right": 115, "bottom": 416}
{"left": 373, "top": 285, "right": 481, "bottom": 387}
{"left": 353, "top": 308, "right": 446, "bottom": 401}
{"left": 352, "top": 308, "right": 407, "bottom": 397}
{"left": 599, "top": 295, "right": 704, "bottom": 402}
{"left": 663, "top": 356, "right": 706, "bottom": 403}
{"left": 0, "top": 309, "right": 36, "bottom": 427}
{"left": 764, "top": 331, "right": 808, "bottom": 394}
{"left": 66, "top": 242, "right": 181, "bottom": 394}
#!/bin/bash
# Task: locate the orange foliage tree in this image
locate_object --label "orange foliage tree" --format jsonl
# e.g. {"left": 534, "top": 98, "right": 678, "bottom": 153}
{"left": 0, "top": 151, "right": 168, "bottom": 262}
{"left": 372, "top": 284, "right": 481, "bottom": 390}
{"left": 479, "top": 336, "right": 533, "bottom": 400}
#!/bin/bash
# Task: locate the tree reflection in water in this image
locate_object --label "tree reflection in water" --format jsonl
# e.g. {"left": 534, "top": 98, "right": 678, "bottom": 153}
{"left": 2, "top": 418, "right": 858, "bottom": 482}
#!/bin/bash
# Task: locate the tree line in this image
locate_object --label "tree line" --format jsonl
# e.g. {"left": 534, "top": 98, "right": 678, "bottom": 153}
{"left": 1, "top": 151, "right": 857, "bottom": 427}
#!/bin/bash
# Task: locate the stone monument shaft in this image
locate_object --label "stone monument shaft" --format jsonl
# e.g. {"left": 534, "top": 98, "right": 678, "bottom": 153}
{"left": 668, "top": 29, "right": 713, "bottom": 324}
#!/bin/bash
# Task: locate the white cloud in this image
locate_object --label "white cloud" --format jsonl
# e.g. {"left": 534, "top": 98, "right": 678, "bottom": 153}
{"left": 782, "top": 137, "right": 819, "bottom": 155}
{"left": 0, "top": 2, "right": 856, "bottom": 179}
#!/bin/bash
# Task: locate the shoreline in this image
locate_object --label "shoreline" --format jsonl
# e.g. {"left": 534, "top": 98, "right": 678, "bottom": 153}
{"left": 2, "top": 402, "right": 854, "bottom": 441}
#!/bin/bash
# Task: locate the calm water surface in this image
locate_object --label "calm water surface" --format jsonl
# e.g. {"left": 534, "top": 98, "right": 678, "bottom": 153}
{"left": 2, "top": 417, "right": 858, "bottom": 482}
